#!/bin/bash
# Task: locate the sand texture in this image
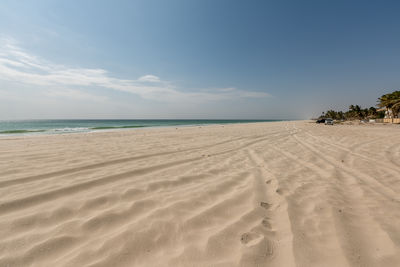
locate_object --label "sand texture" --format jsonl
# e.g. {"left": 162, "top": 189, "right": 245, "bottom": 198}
{"left": 0, "top": 121, "right": 400, "bottom": 267}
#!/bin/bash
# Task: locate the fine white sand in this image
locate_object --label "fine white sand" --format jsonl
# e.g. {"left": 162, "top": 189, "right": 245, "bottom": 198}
{"left": 0, "top": 121, "right": 400, "bottom": 267}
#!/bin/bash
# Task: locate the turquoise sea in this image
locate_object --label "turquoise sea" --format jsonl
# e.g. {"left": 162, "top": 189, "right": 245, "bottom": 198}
{"left": 0, "top": 119, "right": 281, "bottom": 135}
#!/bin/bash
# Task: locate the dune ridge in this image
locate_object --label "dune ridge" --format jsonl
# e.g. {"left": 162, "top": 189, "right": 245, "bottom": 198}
{"left": 0, "top": 121, "right": 399, "bottom": 266}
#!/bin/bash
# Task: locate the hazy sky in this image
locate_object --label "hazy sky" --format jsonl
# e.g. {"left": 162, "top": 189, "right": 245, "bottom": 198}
{"left": 1, "top": 0, "right": 400, "bottom": 120}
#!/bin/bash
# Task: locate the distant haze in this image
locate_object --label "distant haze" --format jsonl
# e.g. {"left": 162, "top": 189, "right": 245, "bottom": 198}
{"left": 1, "top": 0, "right": 399, "bottom": 120}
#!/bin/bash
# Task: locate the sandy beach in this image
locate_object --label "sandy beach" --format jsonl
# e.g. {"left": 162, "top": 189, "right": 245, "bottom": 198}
{"left": 0, "top": 120, "right": 399, "bottom": 267}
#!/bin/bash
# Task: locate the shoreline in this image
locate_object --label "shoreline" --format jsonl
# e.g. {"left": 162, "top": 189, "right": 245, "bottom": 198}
{"left": 0, "top": 119, "right": 290, "bottom": 138}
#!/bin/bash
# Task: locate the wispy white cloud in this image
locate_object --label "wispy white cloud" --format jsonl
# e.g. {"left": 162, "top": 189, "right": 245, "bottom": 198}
{"left": 0, "top": 38, "right": 270, "bottom": 102}
{"left": 137, "top": 75, "right": 161, "bottom": 83}
{"left": 43, "top": 88, "right": 108, "bottom": 102}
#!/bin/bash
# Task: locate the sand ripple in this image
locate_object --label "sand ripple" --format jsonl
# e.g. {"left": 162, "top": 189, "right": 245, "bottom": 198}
{"left": 0, "top": 122, "right": 400, "bottom": 266}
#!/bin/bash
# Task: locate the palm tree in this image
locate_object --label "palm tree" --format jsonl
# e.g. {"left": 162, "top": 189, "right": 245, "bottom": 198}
{"left": 378, "top": 91, "right": 400, "bottom": 118}
{"left": 349, "top": 105, "right": 362, "bottom": 119}
{"left": 325, "top": 110, "right": 338, "bottom": 120}
{"left": 337, "top": 111, "right": 344, "bottom": 120}
{"left": 368, "top": 107, "right": 377, "bottom": 118}
{"left": 390, "top": 91, "right": 400, "bottom": 118}
{"left": 378, "top": 93, "right": 392, "bottom": 118}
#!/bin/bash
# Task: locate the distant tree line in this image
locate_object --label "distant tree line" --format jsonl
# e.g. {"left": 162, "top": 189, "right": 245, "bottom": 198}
{"left": 319, "top": 105, "right": 384, "bottom": 120}
{"left": 319, "top": 90, "right": 400, "bottom": 120}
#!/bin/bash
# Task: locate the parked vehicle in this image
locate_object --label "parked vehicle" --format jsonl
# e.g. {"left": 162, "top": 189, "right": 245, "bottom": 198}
{"left": 316, "top": 119, "right": 325, "bottom": 123}
{"left": 324, "top": 118, "right": 334, "bottom": 125}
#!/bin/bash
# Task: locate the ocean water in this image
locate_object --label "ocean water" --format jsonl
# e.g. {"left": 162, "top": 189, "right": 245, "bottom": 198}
{"left": 0, "top": 119, "right": 280, "bottom": 136}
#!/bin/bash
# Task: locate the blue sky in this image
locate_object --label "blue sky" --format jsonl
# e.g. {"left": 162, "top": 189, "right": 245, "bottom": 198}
{"left": 1, "top": 0, "right": 400, "bottom": 119}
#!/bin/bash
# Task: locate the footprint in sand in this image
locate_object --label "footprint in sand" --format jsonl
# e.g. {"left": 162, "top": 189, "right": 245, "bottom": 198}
{"left": 276, "top": 188, "right": 286, "bottom": 195}
{"left": 261, "top": 218, "right": 272, "bottom": 229}
{"left": 260, "top": 202, "right": 271, "bottom": 209}
{"left": 240, "top": 232, "right": 263, "bottom": 247}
